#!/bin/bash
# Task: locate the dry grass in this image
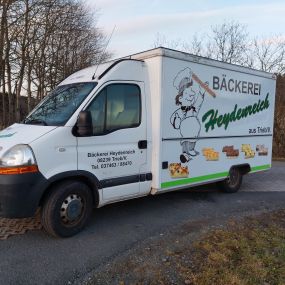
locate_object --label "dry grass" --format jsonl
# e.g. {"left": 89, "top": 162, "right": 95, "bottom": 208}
{"left": 90, "top": 210, "right": 285, "bottom": 285}
{"left": 186, "top": 214, "right": 285, "bottom": 285}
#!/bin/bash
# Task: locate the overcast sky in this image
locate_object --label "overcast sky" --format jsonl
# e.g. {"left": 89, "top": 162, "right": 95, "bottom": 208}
{"left": 86, "top": 0, "right": 285, "bottom": 58}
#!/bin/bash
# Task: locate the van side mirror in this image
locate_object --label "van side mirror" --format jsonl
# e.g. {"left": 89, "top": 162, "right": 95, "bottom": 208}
{"left": 73, "top": 111, "right": 93, "bottom": 137}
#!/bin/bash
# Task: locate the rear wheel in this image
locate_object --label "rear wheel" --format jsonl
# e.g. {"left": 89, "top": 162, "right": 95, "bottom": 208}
{"left": 219, "top": 167, "right": 242, "bottom": 193}
{"left": 41, "top": 180, "right": 93, "bottom": 237}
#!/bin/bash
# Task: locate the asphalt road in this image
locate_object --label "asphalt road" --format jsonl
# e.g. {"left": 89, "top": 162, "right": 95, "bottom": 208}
{"left": 0, "top": 162, "right": 285, "bottom": 285}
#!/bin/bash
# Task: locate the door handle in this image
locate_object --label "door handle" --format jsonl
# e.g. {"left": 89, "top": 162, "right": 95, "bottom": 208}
{"left": 138, "top": 140, "right": 147, "bottom": 149}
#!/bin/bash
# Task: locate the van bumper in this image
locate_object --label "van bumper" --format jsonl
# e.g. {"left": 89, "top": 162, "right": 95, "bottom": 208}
{"left": 0, "top": 172, "right": 47, "bottom": 218}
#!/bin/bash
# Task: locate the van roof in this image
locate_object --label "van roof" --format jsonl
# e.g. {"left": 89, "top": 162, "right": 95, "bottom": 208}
{"left": 129, "top": 47, "right": 275, "bottom": 80}
{"left": 61, "top": 47, "right": 275, "bottom": 85}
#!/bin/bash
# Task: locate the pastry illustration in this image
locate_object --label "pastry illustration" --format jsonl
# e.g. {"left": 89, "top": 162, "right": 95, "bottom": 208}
{"left": 169, "top": 163, "right": 189, "bottom": 178}
{"left": 241, "top": 144, "right": 255, "bottom": 158}
{"left": 202, "top": 147, "right": 219, "bottom": 161}
{"left": 256, "top": 144, "right": 268, "bottom": 156}
{"left": 222, "top": 145, "right": 239, "bottom": 158}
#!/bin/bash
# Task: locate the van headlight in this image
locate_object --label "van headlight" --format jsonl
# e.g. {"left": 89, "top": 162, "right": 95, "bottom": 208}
{"left": 0, "top": 145, "right": 38, "bottom": 175}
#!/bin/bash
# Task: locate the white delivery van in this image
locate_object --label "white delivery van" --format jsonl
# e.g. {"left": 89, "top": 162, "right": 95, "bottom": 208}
{"left": 0, "top": 48, "right": 276, "bottom": 237}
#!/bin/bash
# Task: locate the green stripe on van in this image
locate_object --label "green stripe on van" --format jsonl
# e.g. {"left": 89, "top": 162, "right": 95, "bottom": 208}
{"left": 250, "top": 164, "right": 271, "bottom": 172}
{"left": 161, "top": 164, "right": 271, "bottom": 189}
{"left": 161, "top": 171, "right": 229, "bottom": 189}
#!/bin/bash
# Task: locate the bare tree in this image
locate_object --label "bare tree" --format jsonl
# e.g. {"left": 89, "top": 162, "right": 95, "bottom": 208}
{"left": 0, "top": 0, "right": 8, "bottom": 126}
{"left": 153, "top": 32, "right": 186, "bottom": 51}
{"left": 206, "top": 21, "right": 248, "bottom": 64}
{"left": 251, "top": 36, "right": 285, "bottom": 73}
{"left": 152, "top": 20, "right": 285, "bottom": 74}
{"left": 184, "top": 34, "right": 204, "bottom": 56}
{"left": 152, "top": 21, "right": 248, "bottom": 63}
{"left": 0, "top": 0, "right": 111, "bottom": 127}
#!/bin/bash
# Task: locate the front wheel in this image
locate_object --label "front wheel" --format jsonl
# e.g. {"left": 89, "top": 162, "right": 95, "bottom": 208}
{"left": 41, "top": 180, "right": 93, "bottom": 237}
{"left": 218, "top": 167, "right": 242, "bottom": 193}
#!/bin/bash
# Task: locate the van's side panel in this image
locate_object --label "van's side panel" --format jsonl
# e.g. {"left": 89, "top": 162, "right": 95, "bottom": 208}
{"left": 159, "top": 56, "right": 276, "bottom": 190}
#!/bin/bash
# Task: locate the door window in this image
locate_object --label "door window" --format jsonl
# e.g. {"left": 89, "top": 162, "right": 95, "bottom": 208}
{"left": 86, "top": 84, "right": 141, "bottom": 136}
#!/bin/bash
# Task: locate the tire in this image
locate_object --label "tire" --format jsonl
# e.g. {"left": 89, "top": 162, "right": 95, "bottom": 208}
{"left": 218, "top": 167, "right": 242, "bottom": 193}
{"left": 41, "top": 180, "right": 93, "bottom": 238}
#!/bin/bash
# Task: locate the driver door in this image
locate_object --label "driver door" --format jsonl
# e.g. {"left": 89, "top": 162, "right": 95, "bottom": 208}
{"left": 77, "top": 82, "right": 147, "bottom": 201}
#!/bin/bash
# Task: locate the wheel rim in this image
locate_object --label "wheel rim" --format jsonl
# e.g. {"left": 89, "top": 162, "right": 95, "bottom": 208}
{"left": 60, "top": 194, "right": 84, "bottom": 225}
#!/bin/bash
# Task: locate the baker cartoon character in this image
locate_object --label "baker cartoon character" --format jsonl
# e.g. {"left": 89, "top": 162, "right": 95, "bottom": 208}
{"left": 170, "top": 68, "right": 210, "bottom": 163}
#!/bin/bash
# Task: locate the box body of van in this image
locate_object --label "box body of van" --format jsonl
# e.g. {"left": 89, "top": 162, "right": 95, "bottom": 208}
{"left": 0, "top": 48, "right": 276, "bottom": 236}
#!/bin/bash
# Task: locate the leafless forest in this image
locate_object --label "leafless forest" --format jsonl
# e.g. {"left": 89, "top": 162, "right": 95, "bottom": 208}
{"left": 0, "top": 4, "right": 284, "bottom": 157}
{"left": 0, "top": 0, "right": 109, "bottom": 127}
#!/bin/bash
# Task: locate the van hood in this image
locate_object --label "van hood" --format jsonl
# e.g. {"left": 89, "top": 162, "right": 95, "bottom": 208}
{"left": 0, "top": 124, "right": 57, "bottom": 156}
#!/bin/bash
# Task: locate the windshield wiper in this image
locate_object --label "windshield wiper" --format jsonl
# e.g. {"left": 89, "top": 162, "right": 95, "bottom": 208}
{"left": 24, "top": 119, "right": 48, "bottom": 126}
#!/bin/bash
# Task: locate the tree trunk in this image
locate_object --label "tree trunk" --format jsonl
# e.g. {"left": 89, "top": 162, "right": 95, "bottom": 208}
{"left": 1, "top": 60, "right": 6, "bottom": 127}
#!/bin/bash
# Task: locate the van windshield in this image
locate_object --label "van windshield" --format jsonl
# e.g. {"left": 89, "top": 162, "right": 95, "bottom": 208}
{"left": 23, "top": 82, "right": 97, "bottom": 126}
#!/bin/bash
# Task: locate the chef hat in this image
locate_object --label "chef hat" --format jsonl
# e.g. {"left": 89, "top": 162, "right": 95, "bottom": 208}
{"left": 173, "top": 68, "right": 193, "bottom": 93}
